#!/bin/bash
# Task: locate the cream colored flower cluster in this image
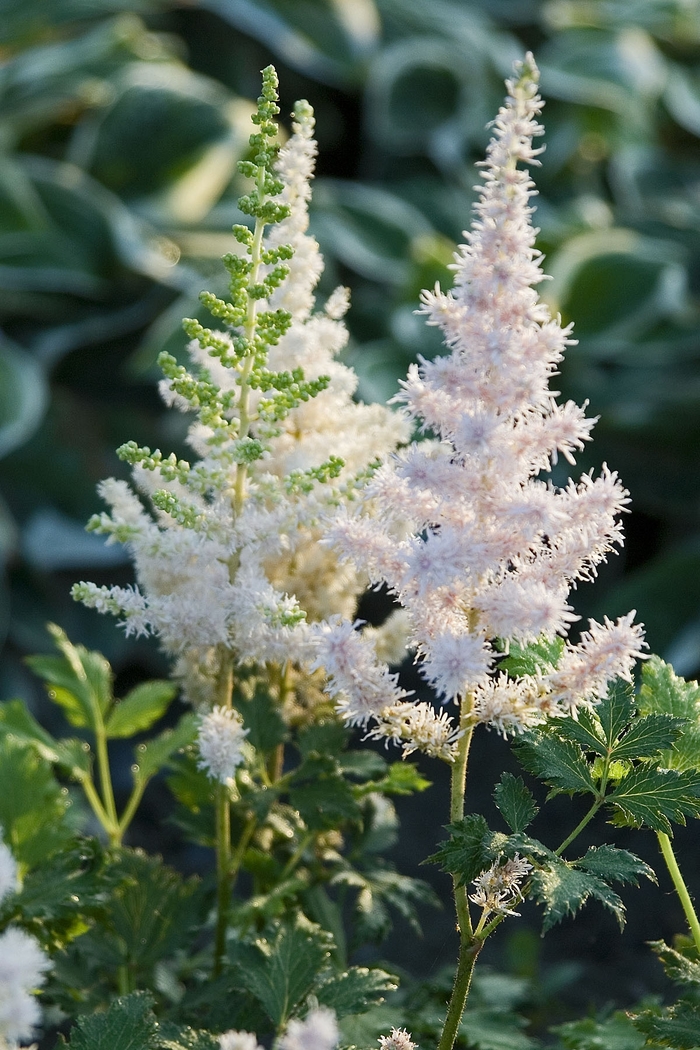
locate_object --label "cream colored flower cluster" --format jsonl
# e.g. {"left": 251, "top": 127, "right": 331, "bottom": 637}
{"left": 74, "top": 103, "right": 407, "bottom": 710}
{"left": 319, "top": 54, "right": 646, "bottom": 753}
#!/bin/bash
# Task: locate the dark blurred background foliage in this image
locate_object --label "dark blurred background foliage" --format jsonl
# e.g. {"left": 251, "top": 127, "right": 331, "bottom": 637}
{"left": 3, "top": 0, "right": 700, "bottom": 1014}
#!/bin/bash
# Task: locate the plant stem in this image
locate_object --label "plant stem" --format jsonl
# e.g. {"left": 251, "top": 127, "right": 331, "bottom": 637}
{"left": 214, "top": 780, "right": 232, "bottom": 976}
{"left": 117, "top": 780, "right": 147, "bottom": 840}
{"left": 438, "top": 696, "right": 478, "bottom": 1050}
{"left": 554, "top": 799, "right": 602, "bottom": 857}
{"left": 94, "top": 718, "right": 120, "bottom": 845}
{"left": 658, "top": 831, "right": 700, "bottom": 954}
{"left": 80, "top": 773, "right": 118, "bottom": 842}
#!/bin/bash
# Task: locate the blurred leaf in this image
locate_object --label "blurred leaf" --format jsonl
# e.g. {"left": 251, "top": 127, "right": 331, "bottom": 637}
{"left": 64, "top": 991, "right": 158, "bottom": 1050}
{"left": 0, "top": 734, "right": 72, "bottom": 869}
{"left": 0, "top": 337, "right": 47, "bottom": 459}
{"left": 315, "top": 966, "right": 398, "bottom": 1018}
{"left": 133, "top": 711, "right": 198, "bottom": 783}
{"left": 105, "top": 679, "right": 176, "bottom": 738}
{"left": 235, "top": 684, "right": 288, "bottom": 753}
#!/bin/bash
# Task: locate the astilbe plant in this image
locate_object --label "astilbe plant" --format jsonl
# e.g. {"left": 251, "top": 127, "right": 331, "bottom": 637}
{"left": 4, "top": 54, "right": 700, "bottom": 1050}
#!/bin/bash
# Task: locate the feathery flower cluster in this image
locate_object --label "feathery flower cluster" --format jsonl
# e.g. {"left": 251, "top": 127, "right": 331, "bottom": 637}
{"left": 278, "top": 1008, "right": 339, "bottom": 1050}
{"left": 196, "top": 706, "right": 249, "bottom": 783}
{"left": 0, "top": 840, "right": 50, "bottom": 1048}
{"left": 378, "top": 1029, "right": 418, "bottom": 1050}
{"left": 322, "top": 54, "right": 646, "bottom": 751}
{"left": 469, "top": 855, "right": 533, "bottom": 918}
{"left": 73, "top": 69, "right": 407, "bottom": 713}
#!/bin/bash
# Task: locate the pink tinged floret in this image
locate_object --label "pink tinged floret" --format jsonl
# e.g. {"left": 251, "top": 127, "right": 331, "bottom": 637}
{"left": 476, "top": 579, "right": 578, "bottom": 643}
{"left": 420, "top": 630, "right": 494, "bottom": 701}
{"left": 548, "top": 612, "right": 647, "bottom": 711}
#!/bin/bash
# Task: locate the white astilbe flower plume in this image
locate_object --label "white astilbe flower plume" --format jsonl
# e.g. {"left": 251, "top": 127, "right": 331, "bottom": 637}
{"left": 278, "top": 1008, "right": 339, "bottom": 1050}
{"left": 0, "top": 925, "right": 51, "bottom": 1047}
{"left": 0, "top": 839, "right": 18, "bottom": 904}
{"left": 219, "top": 1032, "right": 264, "bottom": 1050}
{"left": 73, "top": 91, "right": 407, "bottom": 713}
{"left": 197, "top": 706, "right": 249, "bottom": 783}
{"left": 321, "top": 53, "right": 645, "bottom": 752}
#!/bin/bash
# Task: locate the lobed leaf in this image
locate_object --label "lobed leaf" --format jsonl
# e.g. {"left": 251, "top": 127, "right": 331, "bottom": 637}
{"left": 531, "top": 856, "right": 626, "bottom": 931}
{"left": 493, "top": 773, "right": 539, "bottom": 833}
{"left": 575, "top": 845, "right": 656, "bottom": 887}
{"left": 514, "top": 733, "right": 596, "bottom": 795}
{"left": 63, "top": 992, "right": 158, "bottom": 1050}
{"left": 426, "top": 814, "right": 493, "bottom": 884}
{"left": 639, "top": 656, "right": 700, "bottom": 772}
{"left": 607, "top": 765, "right": 700, "bottom": 834}
{"left": 315, "top": 966, "right": 398, "bottom": 1018}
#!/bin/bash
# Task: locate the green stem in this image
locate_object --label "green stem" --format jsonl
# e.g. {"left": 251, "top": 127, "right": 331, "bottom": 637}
{"left": 94, "top": 720, "right": 119, "bottom": 844}
{"left": 117, "top": 965, "right": 130, "bottom": 995}
{"left": 437, "top": 696, "right": 478, "bottom": 1050}
{"left": 554, "top": 798, "right": 602, "bottom": 857}
{"left": 80, "top": 773, "right": 118, "bottom": 841}
{"left": 117, "top": 780, "right": 147, "bottom": 840}
{"left": 437, "top": 938, "right": 483, "bottom": 1050}
{"left": 214, "top": 781, "right": 232, "bottom": 976}
{"left": 280, "top": 830, "right": 314, "bottom": 881}
{"left": 658, "top": 831, "right": 700, "bottom": 954}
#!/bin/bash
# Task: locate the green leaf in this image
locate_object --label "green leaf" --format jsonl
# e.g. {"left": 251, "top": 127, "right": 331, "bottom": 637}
{"left": 0, "top": 735, "right": 72, "bottom": 869}
{"left": 158, "top": 1025, "right": 220, "bottom": 1050}
{"left": 639, "top": 656, "right": 700, "bottom": 772}
{"left": 340, "top": 750, "right": 388, "bottom": 781}
{"left": 632, "top": 1000, "right": 700, "bottom": 1049}
{"left": 230, "top": 917, "right": 332, "bottom": 1027}
{"left": 556, "top": 710, "right": 608, "bottom": 757}
{"left": 575, "top": 845, "right": 657, "bottom": 887}
{"left": 608, "top": 765, "right": 700, "bottom": 834}
{"left": 595, "top": 680, "right": 636, "bottom": 750}
{"left": 26, "top": 626, "right": 113, "bottom": 730}
{"left": 315, "top": 966, "right": 398, "bottom": 1018}
{"left": 105, "top": 850, "right": 201, "bottom": 971}
{"left": 0, "top": 698, "right": 62, "bottom": 761}
{"left": 133, "top": 712, "right": 198, "bottom": 784}
{"left": 427, "top": 814, "right": 493, "bottom": 884}
{"left": 105, "top": 680, "right": 177, "bottom": 738}
{"left": 0, "top": 337, "right": 47, "bottom": 459}
{"left": 611, "top": 715, "right": 685, "bottom": 761}
{"left": 648, "top": 940, "right": 700, "bottom": 986}
{"left": 357, "top": 761, "right": 432, "bottom": 797}
{"left": 493, "top": 773, "right": 539, "bottom": 833}
{"left": 64, "top": 991, "right": 158, "bottom": 1050}
{"left": 514, "top": 733, "right": 596, "bottom": 795}
{"left": 298, "top": 720, "right": 348, "bottom": 758}
{"left": 289, "top": 755, "right": 361, "bottom": 830}
{"left": 554, "top": 1012, "right": 646, "bottom": 1050}
{"left": 459, "top": 1005, "right": 537, "bottom": 1050}
{"left": 531, "top": 856, "right": 626, "bottom": 931}
{"left": 498, "top": 636, "right": 564, "bottom": 678}
{"left": 235, "top": 685, "right": 288, "bottom": 753}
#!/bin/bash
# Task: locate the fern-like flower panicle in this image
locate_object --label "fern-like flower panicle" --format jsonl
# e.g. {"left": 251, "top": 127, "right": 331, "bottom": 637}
{"left": 322, "top": 54, "right": 644, "bottom": 752}
{"left": 73, "top": 68, "right": 407, "bottom": 711}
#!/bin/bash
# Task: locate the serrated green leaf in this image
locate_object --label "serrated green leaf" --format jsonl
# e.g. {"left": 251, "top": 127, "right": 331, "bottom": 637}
{"left": 230, "top": 918, "right": 332, "bottom": 1026}
{"left": 514, "top": 733, "right": 596, "bottom": 795}
{"left": 555, "top": 710, "right": 608, "bottom": 757}
{"left": 427, "top": 814, "right": 493, "bottom": 884}
{"left": 493, "top": 773, "right": 539, "bottom": 833}
{"left": 554, "top": 1012, "right": 646, "bottom": 1050}
{"left": 105, "top": 680, "right": 176, "bottom": 738}
{"left": 639, "top": 657, "right": 700, "bottom": 772}
{"left": 648, "top": 940, "right": 700, "bottom": 986}
{"left": 611, "top": 715, "right": 685, "bottom": 761}
{"left": 595, "top": 680, "right": 636, "bottom": 750}
{"left": 235, "top": 685, "right": 288, "bottom": 753}
{"left": 298, "top": 720, "right": 349, "bottom": 758}
{"left": 498, "top": 636, "right": 564, "bottom": 678}
{"left": 105, "top": 850, "right": 201, "bottom": 971}
{"left": 64, "top": 991, "right": 158, "bottom": 1050}
{"left": 133, "top": 712, "right": 198, "bottom": 783}
{"left": 460, "top": 1005, "right": 537, "bottom": 1050}
{"left": 158, "top": 1024, "right": 220, "bottom": 1050}
{"left": 0, "top": 735, "right": 73, "bottom": 869}
{"left": 632, "top": 1000, "right": 700, "bottom": 1049}
{"left": 575, "top": 845, "right": 656, "bottom": 887}
{"left": 531, "top": 857, "right": 626, "bottom": 931}
{"left": 315, "top": 966, "right": 398, "bottom": 1018}
{"left": 289, "top": 754, "right": 361, "bottom": 830}
{"left": 608, "top": 765, "right": 700, "bottom": 834}
{"left": 25, "top": 654, "right": 93, "bottom": 728}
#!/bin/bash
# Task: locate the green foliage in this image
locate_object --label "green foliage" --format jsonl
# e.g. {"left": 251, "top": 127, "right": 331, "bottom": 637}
{"left": 230, "top": 917, "right": 331, "bottom": 1027}
{"left": 315, "top": 967, "right": 398, "bottom": 1018}
{"left": 427, "top": 814, "right": 493, "bottom": 885}
{"left": 513, "top": 733, "right": 596, "bottom": 796}
{"left": 607, "top": 766, "right": 700, "bottom": 834}
{"left": 63, "top": 992, "right": 158, "bottom": 1050}
{"left": 493, "top": 774, "right": 539, "bottom": 833}
{"left": 234, "top": 684, "right": 288, "bottom": 753}
{"left": 104, "top": 681, "right": 177, "bottom": 738}
{"left": 638, "top": 657, "right": 700, "bottom": 772}
{"left": 498, "top": 637, "right": 565, "bottom": 678}
{"left": 0, "top": 734, "right": 73, "bottom": 869}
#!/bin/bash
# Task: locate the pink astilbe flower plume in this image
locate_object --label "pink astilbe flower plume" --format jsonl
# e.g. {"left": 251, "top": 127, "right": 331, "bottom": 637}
{"left": 321, "top": 54, "right": 645, "bottom": 753}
